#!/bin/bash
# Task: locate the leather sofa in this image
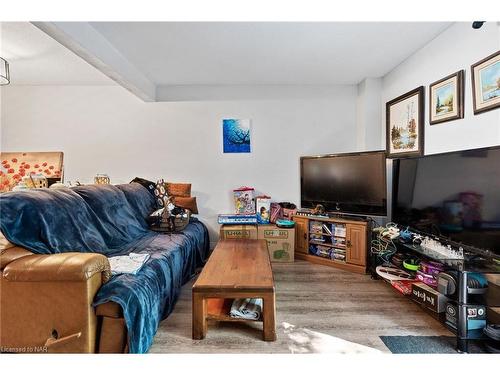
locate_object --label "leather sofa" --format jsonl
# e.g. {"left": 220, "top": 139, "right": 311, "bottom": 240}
{"left": 0, "top": 183, "right": 209, "bottom": 353}
{"left": 0, "top": 248, "right": 121, "bottom": 353}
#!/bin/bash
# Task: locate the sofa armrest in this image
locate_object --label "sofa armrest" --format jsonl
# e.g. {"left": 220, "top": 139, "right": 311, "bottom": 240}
{"left": 0, "top": 246, "right": 34, "bottom": 270}
{"left": 1, "top": 252, "right": 111, "bottom": 353}
{"left": 2, "top": 252, "right": 111, "bottom": 283}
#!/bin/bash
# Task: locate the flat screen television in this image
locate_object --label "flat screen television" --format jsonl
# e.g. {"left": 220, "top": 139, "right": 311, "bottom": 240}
{"left": 300, "top": 151, "right": 387, "bottom": 216}
{"left": 392, "top": 146, "right": 500, "bottom": 255}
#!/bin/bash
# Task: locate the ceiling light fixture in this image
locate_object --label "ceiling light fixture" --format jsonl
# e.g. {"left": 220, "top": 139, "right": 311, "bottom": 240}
{"left": 0, "top": 57, "right": 10, "bottom": 85}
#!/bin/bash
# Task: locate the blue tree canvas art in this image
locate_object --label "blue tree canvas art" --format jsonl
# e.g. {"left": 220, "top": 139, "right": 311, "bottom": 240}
{"left": 222, "top": 119, "right": 251, "bottom": 153}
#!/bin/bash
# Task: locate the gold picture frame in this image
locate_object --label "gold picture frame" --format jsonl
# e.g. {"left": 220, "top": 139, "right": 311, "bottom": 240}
{"left": 471, "top": 50, "right": 500, "bottom": 115}
{"left": 429, "top": 70, "right": 464, "bottom": 125}
{"left": 386, "top": 86, "right": 425, "bottom": 158}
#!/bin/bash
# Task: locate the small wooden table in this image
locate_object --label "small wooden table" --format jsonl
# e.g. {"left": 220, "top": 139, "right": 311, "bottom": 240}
{"left": 192, "top": 239, "right": 276, "bottom": 341}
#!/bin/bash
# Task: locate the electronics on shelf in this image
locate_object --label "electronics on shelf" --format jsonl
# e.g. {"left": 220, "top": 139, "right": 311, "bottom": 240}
{"left": 375, "top": 265, "right": 414, "bottom": 281}
{"left": 370, "top": 221, "right": 498, "bottom": 353}
{"left": 376, "top": 222, "right": 467, "bottom": 260}
{"left": 275, "top": 219, "right": 295, "bottom": 228}
{"left": 411, "top": 282, "right": 449, "bottom": 314}
{"left": 420, "top": 261, "right": 444, "bottom": 278}
{"left": 420, "top": 237, "right": 464, "bottom": 259}
{"left": 218, "top": 214, "right": 257, "bottom": 225}
{"left": 296, "top": 210, "right": 329, "bottom": 218}
{"left": 416, "top": 269, "right": 438, "bottom": 288}
{"left": 308, "top": 220, "right": 348, "bottom": 263}
{"left": 300, "top": 150, "right": 387, "bottom": 216}
{"left": 437, "top": 271, "right": 488, "bottom": 297}
{"left": 402, "top": 257, "right": 420, "bottom": 272}
{"left": 484, "top": 324, "right": 500, "bottom": 342}
{"left": 446, "top": 302, "right": 487, "bottom": 332}
{"left": 381, "top": 225, "right": 400, "bottom": 240}
{"left": 294, "top": 214, "right": 368, "bottom": 273}
{"left": 392, "top": 145, "right": 500, "bottom": 256}
{"left": 390, "top": 280, "right": 416, "bottom": 295}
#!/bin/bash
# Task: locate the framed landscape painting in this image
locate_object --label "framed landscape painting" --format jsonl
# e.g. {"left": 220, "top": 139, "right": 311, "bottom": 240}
{"left": 429, "top": 70, "right": 464, "bottom": 125}
{"left": 386, "top": 86, "right": 424, "bottom": 158}
{"left": 471, "top": 50, "right": 500, "bottom": 115}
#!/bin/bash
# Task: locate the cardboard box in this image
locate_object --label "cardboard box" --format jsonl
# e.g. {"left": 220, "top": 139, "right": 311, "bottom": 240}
{"left": 219, "top": 225, "right": 257, "bottom": 240}
{"left": 258, "top": 224, "right": 295, "bottom": 262}
{"left": 411, "top": 282, "right": 449, "bottom": 313}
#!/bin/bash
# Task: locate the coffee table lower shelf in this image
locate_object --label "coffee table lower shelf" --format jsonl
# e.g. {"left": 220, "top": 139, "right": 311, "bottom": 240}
{"left": 192, "top": 291, "right": 275, "bottom": 341}
{"left": 206, "top": 298, "right": 263, "bottom": 322}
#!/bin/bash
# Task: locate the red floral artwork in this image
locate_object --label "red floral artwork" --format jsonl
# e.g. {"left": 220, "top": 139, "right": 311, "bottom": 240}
{"left": 0, "top": 152, "right": 63, "bottom": 192}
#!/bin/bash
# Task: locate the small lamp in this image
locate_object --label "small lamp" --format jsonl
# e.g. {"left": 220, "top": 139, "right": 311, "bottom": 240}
{"left": 0, "top": 57, "right": 10, "bottom": 85}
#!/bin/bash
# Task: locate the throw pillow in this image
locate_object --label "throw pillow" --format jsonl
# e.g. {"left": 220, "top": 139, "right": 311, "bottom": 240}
{"left": 172, "top": 196, "right": 199, "bottom": 214}
{"left": 166, "top": 182, "right": 191, "bottom": 198}
{"left": 153, "top": 179, "right": 170, "bottom": 207}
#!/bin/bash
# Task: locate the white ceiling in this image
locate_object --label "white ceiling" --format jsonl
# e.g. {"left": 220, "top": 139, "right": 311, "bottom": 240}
{"left": 89, "top": 22, "right": 451, "bottom": 85}
{"left": 1, "top": 21, "right": 452, "bottom": 98}
{"left": 0, "top": 22, "right": 114, "bottom": 85}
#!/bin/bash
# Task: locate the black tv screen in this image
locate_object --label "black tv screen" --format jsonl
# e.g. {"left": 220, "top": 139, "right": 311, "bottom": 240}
{"left": 300, "top": 151, "right": 387, "bottom": 216}
{"left": 393, "top": 146, "right": 500, "bottom": 254}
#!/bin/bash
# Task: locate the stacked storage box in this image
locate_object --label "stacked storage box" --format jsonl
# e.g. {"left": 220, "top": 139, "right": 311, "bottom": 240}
{"left": 219, "top": 224, "right": 295, "bottom": 262}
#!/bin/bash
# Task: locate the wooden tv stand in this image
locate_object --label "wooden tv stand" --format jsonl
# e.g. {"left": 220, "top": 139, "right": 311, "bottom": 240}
{"left": 293, "top": 214, "right": 368, "bottom": 274}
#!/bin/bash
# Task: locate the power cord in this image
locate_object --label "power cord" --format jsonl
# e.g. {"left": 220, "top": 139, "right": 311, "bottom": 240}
{"left": 371, "top": 222, "right": 399, "bottom": 265}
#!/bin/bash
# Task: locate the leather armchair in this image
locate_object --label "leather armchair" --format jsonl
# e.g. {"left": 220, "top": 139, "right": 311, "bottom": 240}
{"left": 0, "top": 248, "right": 112, "bottom": 353}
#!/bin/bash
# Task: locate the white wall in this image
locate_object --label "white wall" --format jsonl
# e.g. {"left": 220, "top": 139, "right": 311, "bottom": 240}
{"left": 0, "top": 85, "right": 358, "bottom": 246}
{"left": 3, "top": 22, "right": 499, "bottom": 243}
{"left": 382, "top": 22, "right": 500, "bottom": 155}
{"left": 356, "top": 77, "right": 382, "bottom": 151}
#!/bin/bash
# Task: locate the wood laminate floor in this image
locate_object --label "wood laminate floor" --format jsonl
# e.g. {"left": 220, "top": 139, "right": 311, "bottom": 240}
{"left": 149, "top": 260, "right": 451, "bottom": 353}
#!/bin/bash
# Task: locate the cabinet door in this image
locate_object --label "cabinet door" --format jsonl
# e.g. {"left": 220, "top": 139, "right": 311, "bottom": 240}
{"left": 346, "top": 224, "right": 367, "bottom": 266}
{"left": 293, "top": 217, "right": 308, "bottom": 254}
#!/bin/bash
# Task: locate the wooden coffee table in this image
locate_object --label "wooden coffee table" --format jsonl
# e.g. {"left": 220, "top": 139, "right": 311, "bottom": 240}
{"left": 192, "top": 239, "right": 276, "bottom": 341}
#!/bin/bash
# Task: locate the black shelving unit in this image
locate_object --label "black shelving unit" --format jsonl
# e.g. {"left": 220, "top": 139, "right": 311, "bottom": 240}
{"left": 371, "top": 236, "right": 500, "bottom": 353}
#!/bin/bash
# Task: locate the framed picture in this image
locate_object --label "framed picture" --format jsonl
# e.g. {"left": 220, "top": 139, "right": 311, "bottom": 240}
{"left": 471, "top": 50, "right": 500, "bottom": 115}
{"left": 386, "top": 86, "right": 424, "bottom": 158}
{"left": 429, "top": 70, "right": 464, "bottom": 125}
{"left": 0, "top": 151, "right": 64, "bottom": 192}
{"left": 222, "top": 119, "right": 251, "bottom": 153}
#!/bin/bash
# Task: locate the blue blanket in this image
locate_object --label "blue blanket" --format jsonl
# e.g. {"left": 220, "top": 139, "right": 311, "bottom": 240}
{"left": 0, "top": 183, "right": 209, "bottom": 353}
